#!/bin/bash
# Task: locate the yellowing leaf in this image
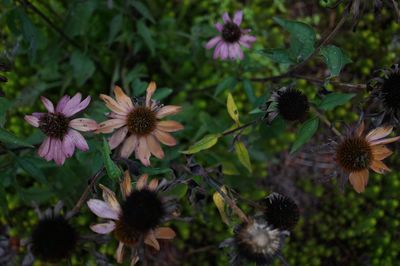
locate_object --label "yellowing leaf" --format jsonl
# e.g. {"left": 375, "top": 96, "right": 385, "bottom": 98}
{"left": 227, "top": 93, "right": 240, "bottom": 124}
{"left": 181, "top": 134, "right": 220, "bottom": 154}
{"left": 213, "top": 186, "right": 229, "bottom": 225}
{"left": 234, "top": 141, "right": 252, "bottom": 173}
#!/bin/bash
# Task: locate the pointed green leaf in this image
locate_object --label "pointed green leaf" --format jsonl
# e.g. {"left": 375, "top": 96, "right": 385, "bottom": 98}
{"left": 0, "top": 128, "right": 33, "bottom": 147}
{"left": 101, "top": 137, "right": 122, "bottom": 180}
{"left": 290, "top": 117, "right": 319, "bottom": 153}
{"left": 181, "top": 134, "right": 220, "bottom": 154}
{"left": 227, "top": 93, "right": 240, "bottom": 124}
{"left": 320, "top": 45, "right": 352, "bottom": 77}
{"left": 234, "top": 141, "right": 252, "bottom": 173}
{"left": 319, "top": 92, "right": 356, "bottom": 111}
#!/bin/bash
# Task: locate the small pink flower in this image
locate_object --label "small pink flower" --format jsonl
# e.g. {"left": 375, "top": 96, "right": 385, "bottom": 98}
{"left": 206, "top": 10, "right": 256, "bottom": 60}
{"left": 24, "top": 93, "right": 98, "bottom": 165}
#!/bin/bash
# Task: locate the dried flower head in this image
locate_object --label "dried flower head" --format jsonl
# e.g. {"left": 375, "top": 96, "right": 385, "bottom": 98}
{"left": 368, "top": 64, "right": 400, "bottom": 126}
{"left": 262, "top": 86, "right": 309, "bottom": 123}
{"left": 24, "top": 93, "right": 98, "bottom": 165}
{"left": 333, "top": 122, "right": 400, "bottom": 193}
{"left": 206, "top": 10, "right": 256, "bottom": 60}
{"left": 262, "top": 193, "right": 300, "bottom": 231}
{"left": 97, "top": 82, "right": 183, "bottom": 166}
{"left": 87, "top": 171, "right": 176, "bottom": 265}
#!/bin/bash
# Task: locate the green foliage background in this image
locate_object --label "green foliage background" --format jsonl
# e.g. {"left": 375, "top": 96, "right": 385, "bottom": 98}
{"left": 0, "top": 0, "right": 400, "bottom": 265}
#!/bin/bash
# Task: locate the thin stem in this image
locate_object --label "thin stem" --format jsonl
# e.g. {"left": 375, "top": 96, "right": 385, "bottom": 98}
{"left": 70, "top": 167, "right": 105, "bottom": 215}
{"left": 310, "top": 106, "right": 342, "bottom": 137}
{"left": 292, "top": 74, "right": 366, "bottom": 90}
{"left": 222, "top": 119, "right": 261, "bottom": 136}
{"left": 277, "top": 253, "right": 291, "bottom": 266}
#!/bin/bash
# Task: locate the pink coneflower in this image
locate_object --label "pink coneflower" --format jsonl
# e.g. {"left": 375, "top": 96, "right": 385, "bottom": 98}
{"left": 24, "top": 93, "right": 98, "bottom": 165}
{"left": 206, "top": 10, "right": 256, "bottom": 60}
{"left": 96, "top": 82, "right": 183, "bottom": 166}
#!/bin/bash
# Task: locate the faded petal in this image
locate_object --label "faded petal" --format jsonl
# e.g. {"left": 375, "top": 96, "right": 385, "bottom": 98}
{"left": 157, "top": 121, "right": 183, "bottom": 132}
{"left": 213, "top": 41, "right": 224, "bottom": 59}
{"left": 156, "top": 105, "right": 182, "bottom": 119}
{"left": 97, "top": 119, "right": 126, "bottom": 134}
{"left": 239, "top": 34, "right": 256, "bottom": 44}
{"left": 109, "top": 126, "right": 128, "bottom": 150}
{"left": 65, "top": 95, "right": 91, "bottom": 117}
{"left": 206, "top": 36, "right": 222, "bottom": 50}
{"left": 87, "top": 199, "right": 119, "bottom": 220}
{"left": 355, "top": 121, "right": 365, "bottom": 137}
{"left": 38, "top": 137, "right": 51, "bottom": 158}
{"left": 144, "top": 231, "right": 160, "bottom": 251}
{"left": 154, "top": 227, "right": 176, "bottom": 239}
{"left": 371, "top": 145, "right": 393, "bottom": 160}
{"left": 220, "top": 43, "right": 229, "bottom": 60}
{"left": 130, "top": 256, "right": 139, "bottom": 266}
{"left": 44, "top": 138, "right": 55, "bottom": 161}
{"left": 24, "top": 115, "right": 39, "bottom": 127}
{"left": 370, "top": 160, "right": 391, "bottom": 174}
{"left": 146, "top": 135, "right": 164, "bottom": 159}
{"left": 40, "top": 96, "right": 54, "bottom": 113}
{"left": 349, "top": 169, "right": 369, "bottom": 193}
{"left": 68, "top": 129, "right": 89, "bottom": 151}
{"left": 146, "top": 82, "right": 157, "bottom": 108}
{"left": 69, "top": 118, "right": 98, "bottom": 132}
{"left": 62, "top": 133, "right": 75, "bottom": 158}
{"left": 121, "top": 171, "right": 132, "bottom": 197}
{"left": 120, "top": 134, "right": 138, "bottom": 158}
{"left": 366, "top": 126, "right": 393, "bottom": 142}
{"left": 153, "top": 129, "right": 177, "bottom": 146}
{"left": 215, "top": 22, "right": 223, "bottom": 32}
{"left": 90, "top": 221, "right": 116, "bottom": 234}
{"left": 99, "top": 184, "right": 121, "bottom": 213}
{"left": 53, "top": 139, "right": 66, "bottom": 165}
{"left": 148, "top": 178, "right": 159, "bottom": 191}
{"left": 32, "top": 112, "right": 45, "bottom": 118}
{"left": 100, "top": 94, "right": 129, "bottom": 115}
{"left": 116, "top": 242, "right": 125, "bottom": 263}
{"left": 136, "top": 174, "right": 148, "bottom": 190}
{"left": 56, "top": 95, "right": 71, "bottom": 113}
{"left": 370, "top": 136, "right": 400, "bottom": 145}
{"left": 136, "top": 137, "right": 151, "bottom": 166}
{"left": 222, "top": 12, "right": 231, "bottom": 23}
{"left": 233, "top": 10, "right": 243, "bottom": 25}
{"left": 114, "top": 86, "right": 133, "bottom": 110}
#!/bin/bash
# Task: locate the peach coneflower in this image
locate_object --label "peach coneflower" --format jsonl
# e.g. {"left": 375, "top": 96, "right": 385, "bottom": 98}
{"left": 87, "top": 171, "right": 176, "bottom": 265}
{"left": 97, "top": 82, "right": 183, "bottom": 166}
{"left": 334, "top": 122, "right": 400, "bottom": 193}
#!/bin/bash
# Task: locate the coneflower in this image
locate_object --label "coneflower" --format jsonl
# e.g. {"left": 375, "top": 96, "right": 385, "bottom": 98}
{"left": 262, "top": 193, "right": 300, "bottom": 231}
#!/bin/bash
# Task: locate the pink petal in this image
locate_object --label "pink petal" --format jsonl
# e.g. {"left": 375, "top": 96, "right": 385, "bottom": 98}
{"left": 146, "top": 82, "right": 156, "bottom": 108}
{"left": 96, "top": 119, "right": 127, "bottom": 134}
{"left": 206, "top": 36, "right": 222, "bottom": 50}
{"left": 155, "top": 105, "right": 182, "bottom": 119}
{"left": 229, "top": 43, "right": 243, "bottom": 60}
{"left": 146, "top": 135, "right": 164, "bottom": 159}
{"left": 222, "top": 12, "right": 231, "bottom": 23}
{"left": 87, "top": 199, "right": 119, "bottom": 220}
{"left": 220, "top": 43, "right": 229, "bottom": 60}
{"left": 53, "top": 139, "right": 66, "bottom": 165}
{"left": 61, "top": 93, "right": 82, "bottom": 116}
{"left": 62, "top": 133, "right": 75, "bottom": 158}
{"left": 68, "top": 129, "right": 89, "bottom": 151}
{"left": 215, "top": 23, "right": 223, "bottom": 32}
{"left": 120, "top": 134, "right": 138, "bottom": 158}
{"left": 24, "top": 115, "right": 39, "bottom": 127}
{"left": 156, "top": 121, "right": 184, "bottom": 132}
{"left": 114, "top": 86, "right": 133, "bottom": 110}
{"left": 233, "top": 10, "right": 243, "bottom": 25}
{"left": 38, "top": 137, "right": 51, "bottom": 158}
{"left": 153, "top": 129, "right": 177, "bottom": 146}
{"left": 136, "top": 137, "right": 151, "bottom": 166}
{"left": 40, "top": 96, "right": 54, "bottom": 113}
{"left": 90, "top": 221, "right": 116, "bottom": 234}
{"left": 116, "top": 242, "right": 125, "bottom": 263}
{"left": 32, "top": 112, "right": 45, "bottom": 118}
{"left": 44, "top": 138, "right": 55, "bottom": 161}
{"left": 213, "top": 41, "right": 224, "bottom": 59}
{"left": 69, "top": 118, "right": 98, "bottom": 132}
{"left": 64, "top": 95, "right": 91, "bottom": 117}
{"left": 56, "top": 95, "right": 71, "bottom": 113}
{"left": 109, "top": 126, "right": 128, "bottom": 150}
{"left": 239, "top": 34, "right": 256, "bottom": 44}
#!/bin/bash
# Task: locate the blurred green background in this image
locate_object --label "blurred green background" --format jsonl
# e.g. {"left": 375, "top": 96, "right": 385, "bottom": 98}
{"left": 0, "top": 0, "right": 400, "bottom": 265}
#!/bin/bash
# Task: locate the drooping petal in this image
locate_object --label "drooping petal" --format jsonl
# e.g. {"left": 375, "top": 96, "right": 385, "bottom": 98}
{"left": 136, "top": 137, "right": 151, "bottom": 166}
{"left": 69, "top": 118, "right": 98, "bottom": 132}
{"left": 349, "top": 169, "right": 369, "bottom": 193}
{"left": 96, "top": 119, "right": 127, "bottom": 134}
{"left": 130, "top": 256, "right": 139, "bottom": 266}
{"left": 153, "top": 129, "right": 177, "bottom": 146}
{"left": 121, "top": 171, "right": 132, "bottom": 198}
{"left": 144, "top": 231, "right": 160, "bottom": 251}
{"left": 239, "top": 34, "right": 257, "bottom": 44}
{"left": 62, "top": 133, "right": 75, "bottom": 158}
{"left": 220, "top": 43, "right": 229, "bottom": 60}
{"left": 53, "top": 139, "right": 66, "bottom": 165}
{"left": 366, "top": 126, "right": 393, "bottom": 142}
{"left": 56, "top": 95, "right": 71, "bottom": 113}
{"left": 120, "top": 134, "right": 138, "bottom": 158}
{"left": 32, "top": 112, "right": 45, "bottom": 119}
{"left": 155, "top": 105, "right": 182, "bottom": 119}
{"left": 148, "top": 178, "right": 159, "bottom": 191}
{"left": 44, "top": 138, "right": 55, "bottom": 161}
{"left": 87, "top": 199, "right": 119, "bottom": 220}
{"left": 157, "top": 121, "right": 184, "bottom": 132}
{"left": 355, "top": 121, "right": 365, "bottom": 137}
{"left": 40, "top": 96, "right": 54, "bottom": 113}
{"left": 222, "top": 12, "right": 231, "bottom": 23}
{"left": 116, "top": 242, "right": 125, "bottom": 263}
{"left": 100, "top": 94, "right": 129, "bottom": 115}
{"left": 90, "top": 221, "right": 116, "bottom": 234}
{"left": 206, "top": 36, "right": 222, "bottom": 50}
{"left": 68, "top": 129, "right": 89, "bottom": 151}
{"left": 370, "top": 160, "right": 391, "bottom": 174}
{"left": 229, "top": 43, "right": 242, "bottom": 60}
{"left": 154, "top": 227, "right": 176, "bottom": 239}
{"left": 213, "top": 41, "right": 224, "bottom": 59}
{"left": 61, "top": 93, "right": 82, "bottom": 116}
{"left": 370, "top": 136, "right": 400, "bottom": 145}
{"left": 109, "top": 126, "right": 129, "bottom": 150}
{"left": 146, "top": 135, "right": 164, "bottom": 159}
{"left": 371, "top": 145, "right": 393, "bottom": 160}
{"left": 99, "top": 184, "right": 121, "bottom": 213}
{"left": 114, "top": 86, "right": 133, "bottom": 110}
{"left": 215, "top": 23, "right": 223, "bottom": 32}
{"left": 146, "top": 82, "right": 157, "bottom": 108}
{"left": 136, "top": 174, "right": 148, "bottom": 190}
{"left": 38, "top": 137, "right": 51, "bottom": 158}
{"left": 233, "top": 10, "right": 243, "bottom": 25}
{"left": 24, "top": 115, "right": 39, "bottom": 127}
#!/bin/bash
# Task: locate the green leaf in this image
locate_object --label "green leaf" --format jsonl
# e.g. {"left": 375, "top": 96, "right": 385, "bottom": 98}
{"left": 137, "top": 19, "right": 155, "bottom": 56}
{"left": 108, "top": 14, "right": 123, "bottom": 44}
{"left": 291, "top": 117, "right": 319, "bottom": 153}
{"left": 100, "top": 137, "right": 122, "bottom": 180}
{"left": 274, "top": 17, "right": 316, "bottom": 62}
{"left": 15, "top": 156, "right": 47, "bottom": 183}
{"left": 141, "top": 167, "right": 172, "bottom": 175}
{"left": 70, "top": 51, "right": 95, "bottom": 86}
{"left": 129, "top": 0, "right": 155, "bottom": 23}
{"left": 166, "top": 183, "right": 188, "bottom": 199}
{"left": 213, "top": 186, "right": 229, "bottom": 225}
{"left": 17, "top": 9, "right": 39, "bottom": 59}
{"left": 227, "top": 93, "right": 240, "bottom": 124}
{"left": 153, "top": 88, "right": 173, "bottom": 100}
{"left": 234, "top": 141, "right": 252, "bottom": 173}
{"left": 65, "top": 0, "right": 97, "bottom": 37}
{"left": 319, "top": 92, "right": 356, "bottom": 111}
{"left": 0, "top": 128, "right": 33, "bottom": 147}
{"left": 242, "top": 79, "right": 256, "bottom": 104}
{"left": 261, "top": 48, "right": 294, "bottom": 64}
{"left": 320, "top": 45, "right": 352, "bottom": 77}
{"left": 215, "top": 77, "right": 237, "bottom": 96}
{"left": 0, "top": 98, "right": 11, "bottom": 127}
{"left": 181, "top": 134, "right": 220, "bottom": 154}
{"left": 0, "top": 183, "right": 7, "bottom": 215}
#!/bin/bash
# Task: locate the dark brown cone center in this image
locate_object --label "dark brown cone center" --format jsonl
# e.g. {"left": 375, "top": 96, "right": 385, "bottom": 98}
{"left": 222, "top": 22, "right": 242, "bottom": 43}
{"left": 127, "top": 107, "right": 157, "bottom": 136}
{"left": 39, "top": 113, "right": 70, "bottom": 139}
{"left": 336, "top": 137, "right": 372, "bottom": 172}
